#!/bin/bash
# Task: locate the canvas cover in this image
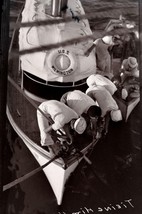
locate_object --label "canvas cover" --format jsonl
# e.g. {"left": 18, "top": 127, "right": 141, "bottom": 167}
{"left": 19, "top": 0, "right": 96, "bottom": 82}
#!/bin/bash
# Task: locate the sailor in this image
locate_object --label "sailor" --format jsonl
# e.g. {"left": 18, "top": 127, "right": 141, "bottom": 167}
{"left": 119, "top": 57, "right": 140, "bottom": 100}
{"left": 86, "top": 74, "right": 117, "bottom": 95}
{"left": 37, "top": 100, "right": 87, "bottom": 152}
{"left": 86, "top": 76, "right": 122, "bottom": 130}
{"left": 60, "top": 90, "right": 102, "bottom": 138}
{"left": 121, "top": 57, "right": 139, "bottom": 78}
{"left": 85, "top": 35, "right": 120, "bottom": 79}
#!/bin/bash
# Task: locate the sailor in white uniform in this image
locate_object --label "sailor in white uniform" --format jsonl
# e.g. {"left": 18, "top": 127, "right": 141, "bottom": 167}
{"left": 60, "top": 90, "right": 101, "bottom": 115}
{"left": 86, "top": 74, "right": 117, "bottom": 95}
{"left": 60, "top": 90, "right": 102, "bottom": 138}
{"left": 37, "top": 100, "right": 87, "bottom": 148}
{"left": 86, "top": 75, "right": 122, "bottom": 122}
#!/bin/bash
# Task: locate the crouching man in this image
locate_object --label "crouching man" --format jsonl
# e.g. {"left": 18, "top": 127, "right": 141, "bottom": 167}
{"left": 60, "top": 90, "right": 102, "bottom": 139}
{"left": 37, "top": 100, "right": 87, "bottom": 154}
{"left": 86, "top": 75, "right": 122, "bottom": 134}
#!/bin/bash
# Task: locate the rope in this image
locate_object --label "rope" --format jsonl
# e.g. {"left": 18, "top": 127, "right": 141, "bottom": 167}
{"left": 73, "top": 136, "right": 100, "bottom": 165}
{"left": 3, "top": 153, "right": 61, "bottom": 191}
{"left": 78, "top": 151, "right": 92, "bottom": 165}
{"left": 6, "top": 0, "right": 137, "bottom": 191}
{"left": 10, "top": 33, "right": 99, "bottom": 58}
{"left": 16, "top": 14, "right": 87, "bottom": 28}
{"left": 9, "top": 1, "right": 134, "bottom": 58}
{"left": 2, "top": 141, "right": 98, "bottom": 191}
{"left": 9, "top": 27, "right": 132, "bottom": 59}
{"left": 12, "top": 4, "right": 138, "bottom": 29}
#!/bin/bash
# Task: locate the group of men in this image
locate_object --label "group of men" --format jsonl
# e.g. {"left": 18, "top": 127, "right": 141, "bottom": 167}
{"left": 84, "top": 32, "right": 139, "bottom": 100}
{"left": 37, "top": 30, "right": 139, "bottom": 154}
{"left": 37, "top": 74, "right": 124, "bottom": 154}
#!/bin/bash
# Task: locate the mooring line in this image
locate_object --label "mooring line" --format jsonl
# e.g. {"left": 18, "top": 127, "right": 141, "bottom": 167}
{"left": 3, "top": 153, "right": 61, "bottom": 191}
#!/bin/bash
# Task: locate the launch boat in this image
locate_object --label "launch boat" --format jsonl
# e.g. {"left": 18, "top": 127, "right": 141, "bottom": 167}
{"left": 6, "top": 0, "right": 140, "bottom": 205}
{"left": 7, "top": 0, "right": 101, "bottom": 205}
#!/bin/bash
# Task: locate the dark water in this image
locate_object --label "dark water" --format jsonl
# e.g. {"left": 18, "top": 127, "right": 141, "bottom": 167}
{"left": 2, "top": 0, "right": 142, "bottom": 214}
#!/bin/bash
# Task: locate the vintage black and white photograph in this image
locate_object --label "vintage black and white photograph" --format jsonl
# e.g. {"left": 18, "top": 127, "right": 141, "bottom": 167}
{"left": 0, "top": 0, "right": 141, "bottom": 213}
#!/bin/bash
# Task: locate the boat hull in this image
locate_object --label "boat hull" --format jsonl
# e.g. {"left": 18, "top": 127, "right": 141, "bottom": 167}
{"left": 7, "top": 106, "right": 84, "bottom": 205}
{"left": 23, "top": 71, "right": 88, "bottom": 101}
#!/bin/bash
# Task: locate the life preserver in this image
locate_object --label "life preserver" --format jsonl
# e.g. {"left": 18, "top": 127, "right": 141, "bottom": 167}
{"left": 47, "top": 49, "right": 77, "bottom": 76}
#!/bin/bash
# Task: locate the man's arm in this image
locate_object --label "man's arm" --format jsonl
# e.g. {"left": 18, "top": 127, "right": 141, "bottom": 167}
{"left": 84, "top": 43, "right": 96, "bottom": 57}
{"left": 60, "top": 92, "right": 68, "bottom": 104}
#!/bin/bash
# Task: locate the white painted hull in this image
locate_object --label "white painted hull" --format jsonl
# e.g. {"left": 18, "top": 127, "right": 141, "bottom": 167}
{"left": 7, "top": 106, "right": 84, "bottom": 205}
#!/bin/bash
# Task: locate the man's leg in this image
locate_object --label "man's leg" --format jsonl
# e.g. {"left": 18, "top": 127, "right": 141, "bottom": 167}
{"left": 62, "top": 123, "right": 74, "bottom": 144}
{"left": 90, "top": 117, "right": 98, "bottom": 138}
{"left": 37, "top": 112, "right": 54, "bottom": 146}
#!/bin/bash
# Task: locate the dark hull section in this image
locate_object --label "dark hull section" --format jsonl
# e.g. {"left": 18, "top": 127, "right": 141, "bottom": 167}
{"left": 23, "top": 71, "right": 88, "bottom": 100}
